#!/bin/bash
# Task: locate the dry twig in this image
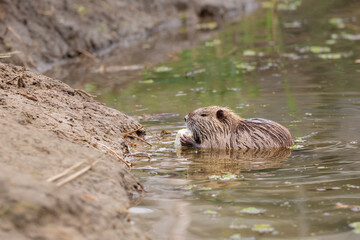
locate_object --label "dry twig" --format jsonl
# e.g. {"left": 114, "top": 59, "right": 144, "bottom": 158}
{"left": 122, "top": 126, "right": 144, "bottom": 137}
{"left": 56, "top": 160, "right": 100, "bottom": 187}
{"left": 75, "top": 89, "right": 97, "bottom": 98}
{"left": 46, "top": 160, "right": 85, "bottom": 182}
{"left": 77, "top": 49, "right": 97, "bottom": 62}
{"left": 17, "top": 91, "right": 38, "bottom": 101}
{"left": 0, "top": 50, "right": 21, "bottom": 59}
{"left": 98, "top": 143, "right": 131, "bottom": 168}
{"left": 127, "top": 134, "right": 152, "bottom": 146}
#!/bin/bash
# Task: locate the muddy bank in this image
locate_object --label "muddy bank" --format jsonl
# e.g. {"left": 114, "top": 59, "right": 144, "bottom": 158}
{"left": 0, "top": 0, "right": 257, "bottom": 72}
{"left": 0, "top": 63, "right": 150, "bottom": 239}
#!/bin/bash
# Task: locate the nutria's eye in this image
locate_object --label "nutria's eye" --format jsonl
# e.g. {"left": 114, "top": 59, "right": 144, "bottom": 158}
{"left": 201, "top": 114, "right": 207, "bottom": 117}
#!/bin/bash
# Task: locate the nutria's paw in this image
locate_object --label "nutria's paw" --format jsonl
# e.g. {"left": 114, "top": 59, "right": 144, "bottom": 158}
{"left": 180, "top": 135, "right": 199, "bottom": 148}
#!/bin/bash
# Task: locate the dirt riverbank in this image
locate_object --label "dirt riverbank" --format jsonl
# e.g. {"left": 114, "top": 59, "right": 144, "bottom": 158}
{"left": 0, "top": 1, "right": 258, "bottom": 239}
{"left": 0, "top": 0, "right": 257, "bottom": 72}
{"left": 0, "top": 62, "right": 150, "bottom": 240}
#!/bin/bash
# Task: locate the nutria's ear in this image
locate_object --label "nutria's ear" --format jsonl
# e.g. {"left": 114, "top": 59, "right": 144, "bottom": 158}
{"left": 216, "top": 109, "right": 225, "bottom": 121}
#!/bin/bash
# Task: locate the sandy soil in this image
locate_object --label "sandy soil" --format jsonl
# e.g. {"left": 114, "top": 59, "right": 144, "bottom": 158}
{"left": 0, "top": 63, "right": 149, "bottom": 240}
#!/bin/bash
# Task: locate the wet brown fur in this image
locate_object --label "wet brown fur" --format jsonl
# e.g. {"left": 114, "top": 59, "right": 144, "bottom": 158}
{"left": 185, "top": 106, "right": 294, "bottom": 149}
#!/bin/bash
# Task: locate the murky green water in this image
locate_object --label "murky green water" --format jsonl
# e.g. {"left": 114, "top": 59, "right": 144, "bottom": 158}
{"left": 72, "top": 0, "right": 360, "bottom": 239}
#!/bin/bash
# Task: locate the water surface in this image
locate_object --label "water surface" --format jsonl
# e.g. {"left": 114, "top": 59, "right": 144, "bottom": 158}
{"left": 68, "top": 0, "right": 360, "bottom": 239}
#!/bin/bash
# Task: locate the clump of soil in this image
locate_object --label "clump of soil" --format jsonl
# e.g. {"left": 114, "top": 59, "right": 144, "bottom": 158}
{"left": 0, "top": 63, "right": 148, "bottom": 240}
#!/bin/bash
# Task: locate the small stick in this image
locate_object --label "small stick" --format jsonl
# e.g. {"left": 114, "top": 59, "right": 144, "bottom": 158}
{"left": 6, "top": 75, "right": 19, "bottom": 84}
{"left": 0, "top": 50, "right": 21, "bottom": 58}
{"left": 98, "top": 143, "right": 131, "bottom": 168}
{"left": 77, "top": 49, "right": 97, "bottom": 62}
{"left": 75, "top": 89, "right": 96, "bottom": 98}
{"left": 17, "top": 92, "right": 38, "bottom": 101}
{"left": 127, "top": 134, "right": 152, "bottom": 146}
{"left": 122, "top": 126, "right": 144, "bottom": 137}
{"left": 46, "top": 160, "right": 85, "bottom": 182}
{"left": 7, "top": 26, "right": 22, "bottom": 42}
{"left": 57, "top": 160, "right": 100, "bottom": 187}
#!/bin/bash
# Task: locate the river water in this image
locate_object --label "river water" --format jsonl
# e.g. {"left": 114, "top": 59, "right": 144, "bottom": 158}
{"left": 62, "top": 0, "right": 360, "bottom": 239}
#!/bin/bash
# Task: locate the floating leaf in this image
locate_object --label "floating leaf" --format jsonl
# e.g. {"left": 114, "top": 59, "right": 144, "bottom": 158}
{"left": 331, "top": 33, "right": 339, "bottom": 39}
{"left": 277, "top": 0, "right": 302, "bottom": 11}
{"left": 329, "top": 18, "right": 345, "bottom": 29}
{"left": 349, "top": 222, "right": 360, "bottom": 234}
{"left": 240, "top": 207, "right": 266, "bottom": 214}
{"left": 221, "top": 174, "right": 237, "bottom": 181}
{"left": 205, "top": 39, "right": 221, "bottom": 47}
{"left": 243, "top": 50, "right": 256, "bottom": 56}
{"left": 288, "top": 145, "right": 304, "bottom": 150}
{"left": 284, "top": 21, "right": 301, "bottom": 28}
{"left": 325, "top": 39, "right": 336, "bottom": 45}
{"left": 200, "top": 187, "right": 212, "bottom": 191}
{"left": 183, "top": 184, "right": 196, "bottom": 190}
{"left": 342, "top": 33, "right": 360, "bottom": 41}
{"left": 209, "top": 174, "right": 237, "bottom": 181}
{"left": 185, "top": 69, "right": 206, "bottom": 77}
{"left": 140, "top": 79, "right": 154, "bottom": 84}
{"left": 154, "top": 66, "right": 173, "bottom": 73}
{"left": 251, "top": 224, "right": 275, "bottom": 233}
{"left": 229, "top": 234, "right": 242, "bottom": 240}
{"left": 203, "top": 209, "right": 218, "bottom": 215}
{"left": 310, "top": 46, "right": 331, "bottom": 53}
{"left": 236, "top": 63, "right": 256, "bottom": 72}
{"left": 196, "top": 22, "right": 218, "bottom": 30}
{"left": 318, "top": 53, "right": 342, "bottom": 59}
{"left": 209, "top": 175, "right": 221, "bottom": 180}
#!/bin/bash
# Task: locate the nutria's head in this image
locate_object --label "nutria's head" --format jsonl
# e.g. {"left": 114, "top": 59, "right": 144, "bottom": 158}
{"left": 185, "top": 106, "right": 242, "bottom": 145}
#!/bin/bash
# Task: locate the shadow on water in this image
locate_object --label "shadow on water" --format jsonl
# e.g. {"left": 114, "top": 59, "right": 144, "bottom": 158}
{"left": 60, "top": 0, "right": 360, "bottom": 239}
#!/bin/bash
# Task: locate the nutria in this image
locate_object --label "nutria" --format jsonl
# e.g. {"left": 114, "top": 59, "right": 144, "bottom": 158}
{"left": 180, "top": 106, "right": 293, "bottom": 149}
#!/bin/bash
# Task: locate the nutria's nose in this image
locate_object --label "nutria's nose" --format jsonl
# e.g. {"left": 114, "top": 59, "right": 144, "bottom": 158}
{"left": 184, "top": 115, "right": 188, "bottom": 122}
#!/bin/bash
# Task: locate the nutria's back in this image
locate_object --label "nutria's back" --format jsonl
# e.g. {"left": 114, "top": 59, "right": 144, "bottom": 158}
{"left": 185, "top": 106, "right": 293, "bottom": 149}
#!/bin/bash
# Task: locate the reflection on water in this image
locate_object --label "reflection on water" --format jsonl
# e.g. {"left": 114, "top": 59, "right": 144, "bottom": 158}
{"left": 179, "top": 148, "right": 292, "bottom": 179}
{"left": 66, "top": 0, "right": 360, "bottom": 239}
